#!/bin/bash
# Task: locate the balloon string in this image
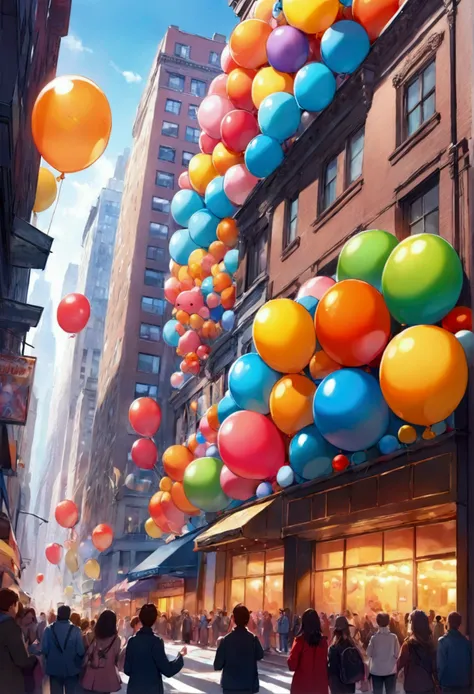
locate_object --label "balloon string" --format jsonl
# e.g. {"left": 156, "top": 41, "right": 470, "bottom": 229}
{"left": 46, "top": 174, "right": 65, "bottom": 236}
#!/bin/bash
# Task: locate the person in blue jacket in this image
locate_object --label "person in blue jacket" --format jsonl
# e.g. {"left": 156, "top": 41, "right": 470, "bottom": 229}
{"left": 42, "top": 604, "right": 85, "bottom": 694}
{"left": 277, "top": 608, "right": 290, "bottom": 654}
{"left": 437, "top": 611, "right": 471, "bottom": 694}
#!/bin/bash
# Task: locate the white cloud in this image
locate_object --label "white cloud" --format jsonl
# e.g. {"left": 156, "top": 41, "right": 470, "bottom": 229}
{"left": 62, "top": 34, "right": 93, "bottom": 54}
{"left": 110, "top": 61, "right": 142, "bottom": 84}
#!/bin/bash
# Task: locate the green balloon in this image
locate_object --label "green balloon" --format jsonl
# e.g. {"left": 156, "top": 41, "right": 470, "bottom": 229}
{"left": 183, "top": 457, "right": 230, "bottom": 512}
{"left": 337, "top": 229, "right": 398, "bottom": 290}
{"left": 382, "top": 234, "right": 463, "bottom": 325}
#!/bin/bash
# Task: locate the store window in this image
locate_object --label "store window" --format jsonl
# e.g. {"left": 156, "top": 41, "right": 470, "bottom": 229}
{"left": 230, "top": 548, "right": 284, "bottom": 614}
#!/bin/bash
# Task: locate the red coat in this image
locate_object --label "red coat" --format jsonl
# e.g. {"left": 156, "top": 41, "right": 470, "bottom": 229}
{"left": 288, "top": 634, "right": 329, "bottom": 694}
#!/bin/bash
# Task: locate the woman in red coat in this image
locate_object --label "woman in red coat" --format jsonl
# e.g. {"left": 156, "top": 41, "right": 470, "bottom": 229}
{"left": 288, "top": 609, "right": 329, "bottom": 694}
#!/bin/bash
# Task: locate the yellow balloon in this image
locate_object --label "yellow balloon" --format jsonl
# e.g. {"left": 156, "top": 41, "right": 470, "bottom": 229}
{"left": 145, "top": 517, "right": 163, "bottom": 539}
{"left": 65, "top": 549, "right": 79, "bottom": 574}
{"left": 33, "top": 167, "right": 57, "bottom": 213}
{"left": 380, "top": 326, "right": 468, "bottom": 426}
{"left": 64, "top": 585, "right": 74, "bottom": 597}
{"left": 422, "top": 427, "right": 436, "bottom": 440}
{"left": 270, "top": 374, "right": 316, "bottom": 436}
{"left": 188, "top": 153, "right": 218, "bottom": 196}
{"left": 159, "top": 476, "right": 173, "bottom": 493}
{"left": 84, "top": 558, "right": 100, "bottom": 580}
{"left": 253, "top": 299, "right": 316, "bottom": 373}
{"left": 282, "top": 0, "right": 339, "bottom": 34}
{"left": 252, "top": 67, "right": 294, "bottom": 109}
{"left": 398, "top": 425, "right": 417, "bottom": 445}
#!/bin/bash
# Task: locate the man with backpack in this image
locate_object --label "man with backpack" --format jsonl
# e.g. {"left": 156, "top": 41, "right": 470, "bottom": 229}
{"left": 42, "top": 604, "right": 85, "bottom": 694}
{"left": 328, "top": 615, "right": 366, "bottom": 693}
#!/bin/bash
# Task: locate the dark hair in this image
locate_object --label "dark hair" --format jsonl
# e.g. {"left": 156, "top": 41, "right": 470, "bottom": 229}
{"left": 435, "top": 615, "right": 442, "bottom": 623}
{"left": 377, "top": 612, "right": 390, "bottom": 628}
{"left": 0, "top": 588, "right": 19, "bottom": 612}
{"left": 58, "top": 605, "right": 71, "bottom": 621}
{"left": 90, "top": 619, "right": 96, "bottom": 629}
{"left": 301, "top": 608, "right": 322, "bottom": 647}
{"left": 409, "top": 610, "right": 433, "bottom": 647}
{"left": 139, "top": 604, "right": 158, "bottom": 628}
{"left": 233, "top": 603, "right": 250, "bottom": 628}
{"left": 131, "top": 616, "right": 140, "bottom": 629}
{"left": 448, "top": 612, "right": 462, "bottom": 630}
{"left": 24, "top": 607, "right": 36, "bottom": 621}
{"left": 95, "top": 609, "right": 117, "bottom": 639}
{"left": 81, "top": 619, "right": 90, "bottom": 632}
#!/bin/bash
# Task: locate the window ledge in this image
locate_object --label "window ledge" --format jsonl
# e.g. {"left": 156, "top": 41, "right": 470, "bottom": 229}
{"left": 389, "top": 112, "right": 441, "bottom": 166}
{"left": 312, "top": 178, "right": 364, "bottom": 232}
{"left": 281, "top": 236, "right": 301, "bottom": 261}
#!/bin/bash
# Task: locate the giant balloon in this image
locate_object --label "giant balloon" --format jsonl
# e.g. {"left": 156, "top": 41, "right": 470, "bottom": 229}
{"left": 245, "top": 135, "right": 284, "bottom": 179}
{"left": 227, "top": 67, "right": 256, "bottom": 111}
{"left": 169, "top": 229, "right": 200, "bottom": 266}
{"left": 163, "top": 445, "right": 194, "bottom": 482}
{"left": 129, "top": 398, "right": 161, "bottom": 437}
{"left": 270, "top": 374, "right": 316, "bottom": 436}
{"left": 188, "top": 153, "right": 218, "bottom": 196}
{"left": 220, "top": 465, "right": 259, "bottom": 501}
{"left": 258, "top": 92, "right": 301, "bottom": 143}
{"left": 188, "top": 209, "right": 219, "bottom": 248}
{"left": 224, "top": 164, "right": 258, "bottom": 206}
{"left": 252, "top": 67, "right": 294, "bottom": 109}
{"left": 294, "top": 62, "right": 336, "bottom": 113}
{"left": 321, "top": 21, "right": 370, "bottom": 75}
{"left": 337, "top": 229, "right": 398, "bottom": 291}
{"left": 55, "top": 500, "right": 79, "bottom": 529}
{"left": 183, "top": 457, "right": 230, "bottom": 512}
{"left": 228, "top": 353, "right": 280, "bottom": 414}
{"left": 197, "top": 95, "right": 234, "bottom": 140}
{"left": 229, "top": 19, "right": 273, "bottom": 69}
{"left": 267, "top": 25, "right": 309, "bottom": 73}
{"left": 92, "top": 524, "right": 114, "bottom": 552}
{"left": 205, "top": 176, "right": 237, "bottom": 219}
{"left": 221, "top": 110, "right": 259, "bottom": 155}
{"left": 289, "top": 424, "right": 337, "bottom": 480}
{"left": 171, "top": 189, "right": 204, "bottom": 227}
{"left": 282, "top": 0, "right": 340, "bottom": 34}
{"left": 212, "top": 143, "right": 244, "bottom": 176}
{"left": 57, "top": 294, "right": 90, "bottom": 334}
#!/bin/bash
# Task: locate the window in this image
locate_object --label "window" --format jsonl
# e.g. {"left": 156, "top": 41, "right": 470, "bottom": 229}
{"left": 185, "top": 126, "right": 200, "bottom": 144}
{"left": 90, "top": 349, "right": 101, "bottom": 379}
{"left": 165, "top": 98, "right": 181, "bottom": 115}
{"left": 140, "top": 322, "right": 161, "bottom": 342}
{"left": 405, "top": 61, "right": 436, "bottom": 137}
{"left": 124, "top": 508, "right": 147, "bottom": 534}
{"left": 135, "top": 383, "right": 159, "bottom": 399}
{"left": 322, "top": 157, "right": 338, "bottom": 210}
{"left": 161, "top": 121, "right": 179, "bottom": 138}
{"left": 144, "top": 268, "right": 165, "bottom": 288}
{"left": 141, "top": 296, "right": 165, "bottom": 315}
{"left": 137, "top": 353, "right": 160, "bottom": 374}
{"left": 209, "top": 51, "right": 220, "bottom": 66}
{"left": 230, "top": 549, "right": 283, "bottom": 612}
{"left": 168, "top": 73, "right": 185, "bottom": 92}
{"left": 182, "top": 151, "right": 193, "bottom": 167}
{"left": 190, "top": 79, "right": 206, "bottom": 97}
{"left": 284, "top": 197, "right": 299, "bottom": 248}
{"left": 151, "top": 197, "right": 170, "bottom": 213}
{"left": 158, "top": 145, "right": 176, "bottom": 163}
{"left": 146, "top": 245, "right": 165, "bottom": 261}
{"left": 188, "top": 104, "right": 199, "bottom": 120}
{"left": 408, "top": 180, "right": 439, "bottom": 235}
{"left": 155, "top": 171, "right": 174, "bottom": 189}
{"left": 149, "top": 222, "right": 168, "bottom": 238}
{"left": 246, "top": 229, "right": 268, "bottom": 287}
{"left": 348, "top": 128, "right": 364, "bottom": 184}
{"left": 175, "top": 43, "right": 190, "bottom": 59}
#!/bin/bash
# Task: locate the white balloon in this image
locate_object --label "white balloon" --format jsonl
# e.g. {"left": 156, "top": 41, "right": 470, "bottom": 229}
{"left": 456, "top": 330, "right": 474, "bottom": 365}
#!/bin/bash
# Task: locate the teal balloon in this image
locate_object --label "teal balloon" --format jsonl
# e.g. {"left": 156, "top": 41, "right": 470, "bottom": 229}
{"left": 351, "top": 451, "right": 367, "bottom": 465}
{"left": 201, "top": 276, "right": 214, "bottom": 297}
{"left": 289, "top": 424, "right": 337, "bottom": 481}
{"left": 217, "top": 391, "right": 241, "bottom": 424}
{"left": 188, "top": 209, "right": 219, "bottom": 248}
{"left": 432, "top": 421, "right": 447, "bottom": 436}
{"left": 337, "top": 229, "right": 398, "bottom": 291}
{"left": 183, "top": 457, "right": 230, "bottom": 512}
{"left": 229, "top": 353, "right": 280, "bottom": 414}
{"left": 205, "top": 177, "right": 237, "bottom": 219}
{"left": 455, "top": 330, "right": 474, "bottom": 365}
{"left": 258, "top": 92, "right": 301, "bottom": 143}
{"left": 163, "top": 319, "right": 180, "bottom": 347}
{"left": 169, "top": 229, "right": 200, "bottom": 265}
{"left": 171, "top": 189, "right": 204, "bottom": 227}
{"left": 224, "top": 249, "right": 239, "bottom": 275}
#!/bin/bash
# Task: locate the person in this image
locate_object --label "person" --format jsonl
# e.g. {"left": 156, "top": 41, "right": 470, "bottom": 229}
{"left": 328, "top": 615, "right": 365, "bottom": 694}
{"left": 288, "top": 608, "right": 328, "bottom": 694}
{"left": 433, "top": 615, "right": 445, "bottom": 647}
{"left": 437, "top": 611, "right": 471, "bottom": 694}
{"left": 38, "top": 612, "right": 47, "bottom": 644}
{"left": 212, "top": 610, "right": 222, "bottom": 646}
{"left": 199, "top": 611, "right": 209, "bottom": 646}
{"left": 82, "top": 609, "right": 122, "bottom": 693}
{"left": 289, "top": 612, "right": 301, "bottom": 649}
{"left": 214, "top": 603, "right": 264, "bottom": 694}
{"left": 277, "top": 608, "right": 290, "bottom": 654}
{"left": 0, "top": 588, "right": 38, "bottom": 694}
{"left": 397, "top": 610, "right": 438, "bottom": 694}
{"left": 221, "top": 610, "right": 230, "bottom": 636}
{"left": 366, "top": 612, "right": 400, "bottom": 694}
{"left": 22, "top": 607, "right": 38, "bottom": 648}
{"left": 262, "top": 612, "right": 273, "bottom": 652}
{"left": 70, "top": 613, "right": 81, "bottom": 629}
{"left": 130, "top": 616, "right": 140, "bottom": 636}
{"left": 124, "top": 603, "right": 186, "bottom": 694}
{"left": 42, "top": 604, "right": 85, "bottom": 694}
{"left": 49, "top": 611, "right": 57, "bottom": 625}
{"left": 182, "top": 610, "right": 193, "bottom": 645}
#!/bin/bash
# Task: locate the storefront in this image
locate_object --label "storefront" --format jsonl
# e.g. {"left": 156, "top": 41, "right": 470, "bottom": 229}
{"left": 150, "top": 577, "right": 185, "bottom": 615}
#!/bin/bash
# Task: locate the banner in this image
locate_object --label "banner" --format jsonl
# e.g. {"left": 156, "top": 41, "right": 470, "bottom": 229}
{"left": 0, "top": 354, "right": 36, "bottom": 425}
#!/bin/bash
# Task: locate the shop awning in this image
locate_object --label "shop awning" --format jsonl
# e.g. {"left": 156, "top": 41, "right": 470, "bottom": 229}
{"left": 105, "top": 579, "right": 137, "bottom": 601}
{"left": 128, "top": 529, "right": 201, "bottom": 581}
{"left": 0, "top": 539, "right": 20, "bottom": 572}
{"left": 11, "top": 217, "right": 53, "bottom": 270}
{"left": 0, "top": 298, "right": 43, "bottom": 333}
{"left": 128, "top": 577, "right": 159, "bottom": 594}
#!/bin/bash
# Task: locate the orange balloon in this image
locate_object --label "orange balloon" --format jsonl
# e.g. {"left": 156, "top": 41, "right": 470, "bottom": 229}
{"left": 211, "top": 263, "right": 221, "bottom": 277}
{"left": 188, "top": 249, "right": 207, "bottom": 280}
{"left": 229, "top": 19, "right": 273, "bottom": 69}
{"left": 170, "top": 261, "right": 181, "bottom": 278}
{"left": 309, "top": 350, "right": 342, "bottom": 381}
{"left": 149, "top": 491, "right": 171, "bottom": 533}
{"left": 176, "top": 310, "right": 190, "bottom": 325}
{"left": 187, "top": 434, "right": 199, "bottom": 453}
{"left": 442, "top": 306, "right": 472, "bottom": 333}
{"left": 185, "top": 352, "right": 199, "bottom": 365}
{"left": 214, "top": 272, "right": 233, "bottom": 293}
{"left": 91, "top": 523, "right": 114, "bottom": 552}
{"left": 160, "top": 492, "right": 187, "bottom": 534}
{"left": 202, "top": 320, "right": 219, "bottom": 340}
{"left": 171, "top": 481, "right": 200, "bottom": 515}
{"left": 269, "top": 374, "right": 316, "bottom": 436}
{"left": 212, "top": 143, "right": 244, "bottom": 176}
{"left": 352, "top": 0, "right": 400, "bottom": 41}
{"left": 159, "top": 476, "right": 173, "bottom": 492}
{"left": 315, "top": 280, "right": 391, "bottom": 367}
{"left": 162, "top": 445, "right": 194, "bottom": 482}
{"left": 209, "top": 240, "right": 228, "bottom": 262}
{"left": 31, "top": 76, "right": 112, "bottom": 174}
{"left": 189, "top": 314, "right": 204, "bottom": 331}
{"left": 221, "top": 286, "right": 236, "bottom": 310}
{"left": 254, "top": 0, "right": 287, "bottom": 24}
{"left": 178, "top": 265, "right": 194, "bottom": 290}
{"left": 217, "top": 218, "right": 239, "bottom": 247}
{"left": 227, "top": 68, "right": 256, "bottom": 111}
{"left": 207, "top": 404, "right": 220, "bottom": 431}
{"left": 190, "top": 401, "right": 198, "bottom": 413}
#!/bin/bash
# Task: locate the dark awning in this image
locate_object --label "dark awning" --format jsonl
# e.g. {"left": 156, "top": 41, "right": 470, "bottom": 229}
{"left": 128, "top": 529, "right": 201, "bottom": 581}
{"left": 0, "top": 298, "right": 43, "bottom": 332}
{"left": 11, "top": 217, "right": 53, "bottom": 270}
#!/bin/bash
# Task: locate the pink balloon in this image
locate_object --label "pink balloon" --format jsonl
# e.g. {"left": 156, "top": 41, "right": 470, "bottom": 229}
{"left": 200, "top": 306, "right": 210, "bottom": 320}
{"left": 187, "top": 361, "right": 200, "bottom": 376}
{"left": 200, "top": 132, "right": 220, "bottom": 155}
{"left": 164, "top": 277, "right": 181, "bottom": 305}
{"left": 176, "top": 323, "right": 186, "bottom": 337}
{"left": 199, "top": 415, "right": 218, "bottom": 444}
{"left": 170, "top": 372, "right": 185, "bottom": 388}
{"left": 198, "top": 95, "right": 234, "bottom": 140}
{"left": 224, "top": 164, "right": 259, "bottom": 206}
{"left": 218, "top": 411, "right": 285, "bottom": 479}
{"left": 161, "top": 495, "right": 186, "bottom": 535}
{"left": 178, "top": 171, "right": 192, "bottom": 189}
{"left": 178, "top": 329, "right": 201, "bottom": 355}
{"left": 297, "top": 276, "right": 336, "bottom": 301}
{"left": 209, "top": 73, "right": 229, "bottom": 97}
{"left": 220, "top": 465, "right": 259, "bottom": 500}
{"left": 206, "top": 292, "right": 221, "bottom": 309}
{"left": 197, "top": 345, "right": 210, "bottom": 359}
{"left": 202, "top": 254, "right": 214, "bottom": 273}
{"left": 194, "top": 443, "right": 207, "bottom": 457}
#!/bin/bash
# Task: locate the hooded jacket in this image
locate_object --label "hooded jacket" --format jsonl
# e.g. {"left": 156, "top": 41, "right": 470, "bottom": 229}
{"left": 0, "top": 612, "right": 37, "bottom": 694}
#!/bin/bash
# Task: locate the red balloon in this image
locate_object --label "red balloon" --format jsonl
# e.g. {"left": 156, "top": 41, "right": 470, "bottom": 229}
{"left": 57, "top": 293, "right": 90, "bottom": 334}
{"left": 45, "top": 543, "right": 62, "bottom": 565}
{"left": 220, "top": 110, "right": 259, "bottom": 154}
{"left": 55, "top": 500, "right": 79, "bottom": 529}
{"left": 218, "top": 410, "right": 285, "bottom": 479}
{"left": 36, "top": 573, "right": 44, "bottom": 584}
{"left": 209, "top": 73, "right": 229, "bottom": 97}
{"left": 92, "top": 523, "right": 114, "bottom": 552}
{"left": 199, "top": 132, "right": 220, "bottom": 155}
{"left": 442, "top": 306, "right": 472, "bottom": 333}
{"left": 129, "top": 397, "right": 162, "bottom": 437}
{"left": 332, "top": 454, "right": 350, "bottom": 472}
{"left": 199, "top": 414, "right": 218, "bottom": 444}
{"left": 149, "top": 491, "right": 172, "bottom": 533}
{"left": 220, "top": 465, "right": 259, "bottom": 500}
{"left": 131, "top": 438, "right": 157, "bottom": 470}
{"left": 221, "top": 44, "right": 239, "bottom": 74}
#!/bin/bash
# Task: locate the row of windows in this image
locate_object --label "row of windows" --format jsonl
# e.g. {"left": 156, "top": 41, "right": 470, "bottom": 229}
{"left": 158, "top": 145, "right": 194, "bottom": 167}
{"left": 162, "top": 120, "right": 200, "bottom": 144}
{"left": 165, "top": 98, "right": 198, "bottom": 120}
{"left": 167, "top": 73, "right": 207, "bottom": 97}
{"left": 174, "top": 42, "right": 220, "bottom": 67}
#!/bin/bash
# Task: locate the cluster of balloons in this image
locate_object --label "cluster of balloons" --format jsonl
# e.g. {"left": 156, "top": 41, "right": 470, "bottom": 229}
{"left": 129, "top": 397, "right": 162, "bottom": 470}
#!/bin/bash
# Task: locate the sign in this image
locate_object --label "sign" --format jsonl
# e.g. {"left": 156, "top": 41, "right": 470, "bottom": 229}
{"left": 0, "top": 355, "right": 36, "bottom": 425}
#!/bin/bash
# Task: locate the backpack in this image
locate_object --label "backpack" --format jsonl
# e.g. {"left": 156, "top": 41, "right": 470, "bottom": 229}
{"left": 340, "top": 644, "right": 365, "bottom": 685}
{"left": 87, "top": 636, "right": 117, "bottom": 669}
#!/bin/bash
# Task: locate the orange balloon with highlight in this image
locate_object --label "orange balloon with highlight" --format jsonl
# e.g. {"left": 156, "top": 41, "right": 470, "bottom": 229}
{"left": 229, "top": 19, "right": 273, "bottom": 69}
{"left": 188, "top": 249, "right": 207, "bottom": 280}
{"left": 352, "top": 0, "right": 400, "bottom": 41}
{"left": 187, "top": 434, "right": 199, "bottom": 453}
{"left": 207, "top": 404, "right": 220, "bottom": 431}
{"left": 442, "top": 306, "right": 472, "bottom": 334}
{"left": 202, "top": 320, "right": 219, "bottom": 340}
{"left": 171, "top": 481, "right": 200, "bottom": 515}
{"left": 170, "top": 261, "right": 181, "bottom": 278}
{"left": 176, "top": 310, "right": 190, "bottom": 325}
{"left": 212, "top": 143, "right": 244, "bottom": 176}
{"left": 254, "top": 0, "right": 288, "bottom": 24}
{"left": 227, "top": 68, "right": 257, "bottom": 111}
{"left": 217, "top": 218, "right": 239, "bottom": 247}
{"left": 92, "top": 524, "right": 114, "bottom": 552}
{"left": 190, "top": 314, "right": 205, "bottom": 330}
{"left": 149, "top": 491, "right": 171, "bottom": 533}
{"left": 209, "top": 240, "right": 228, "bottom": 262}
{"left": 309, "top": 350, "right": 342, "bottom": 381}
{"left": 159, "top": 476, "right": 173, "bottom": 493}
{"left": 221, "top": 286, "right": 236, "bottom": 310}
{"left": 269, "top": 374, "right": 316, "bottom": 436}
{"left": 178, "top": 266, "right": 194, "bottom": 290}
{"left": 163, "top": 445, "right": 194, "bottom": 482}
{"left": 214, "top": 272, "right": 233, "bottom": 293}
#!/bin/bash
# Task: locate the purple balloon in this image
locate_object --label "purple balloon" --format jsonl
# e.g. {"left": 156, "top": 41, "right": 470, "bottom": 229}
{"left": 267, "top": 26, "right": 309, "bottom": 74}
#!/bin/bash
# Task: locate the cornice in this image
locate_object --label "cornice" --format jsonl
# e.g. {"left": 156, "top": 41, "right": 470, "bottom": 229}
{"left": 158, "top": 52, "right": 221, "bottom": 76}
{"left": 392, "top": 31, "right": 444, "bottom": 87}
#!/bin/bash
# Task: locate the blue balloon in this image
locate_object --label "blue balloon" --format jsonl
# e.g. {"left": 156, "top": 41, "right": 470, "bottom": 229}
{"left": 296, "top": 296, "right": 318, "bottom": 319}
{"left": 294, "top": 62, "right": 337, "bottom": 113}
{"left": 258, "top": 92, "right": 301, "bottom": 143}
{"left": 206, "top": 444, "right": 221, "bottom": 458}
{"left": 432, "top": 421, "right": 447, "bottom": 436}
{"left": 321, "top": 21, "right": 370, "bottom": 75}
{"left": 201, "top": 276, "right": 214, "bottom": 297}
{"left": 204, "top": 177, "right": 237, "bottom": 219}
{"left": 224, "top": 249, "right": 239, "bottom": 275}
{"left": 245, "top": 135, "right": 284, "bottom": 178}
{"left": 276, "top": 466, "right": 294, "bottom": 488}
{"left": 256, "top": 482, "right": 273, "bottom": 498}
{"left": 456, "top": 329, "right": 474, "bottom": 365}
{"left": 351, "top": 451, "right": 367, "bottom": 465}
{"left": 378, "top": 434, "right": 401, "bottom": 456}
{"left": 221, "top": 310, "right": 236, "bottom": 331}
{"left": 196, "top": 431, "right": 206, "bottom": 444}
{"left": 188, "top": 209, "right": 219, "bottom": 248}
{"left": 313, "top": 369, "right": 389, "bottom": 451}
{"left": 229, "top": 353, "right": 280, "bottom": 414}
{"left": 446, "top": 412, "right": 455, "bottom": 430}
{"left": 217, "top": 391, "right": 241, "bottom": 424}
{"left": 210, "top": 305, "right": 224, "bottom": 321}
{"left": 163, "top": 319, "right": 180, "bottom": 347}
{"left": 289, "top": 424, "right": 337, "bottom": 481}
{"left": 340, "top": 0, "right": 352, "bottom": 5}
{"left": 169, "top": 228, "right": 200, "bottom": 265}
{"left": 171, "top": 189, "right": 204, "bottom": 227}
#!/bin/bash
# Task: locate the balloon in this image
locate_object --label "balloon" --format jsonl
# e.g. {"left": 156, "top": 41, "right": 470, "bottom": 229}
{"left": 337, "top": 229, "right": 399, "bottom": 291}
{"left": 84, "top": 558, "right": 101, "bottom": 580}
{"left": 456, "top": 330, "right": 474, "bottom": 365}
{"left": 178, "top": 329, "right": 201, "bottom": 356}
{"left": 171, "top": 189, "right": 204, "bottom": 227}
{"left": 221, "top": 286, "right": 236, "bottom": 310}
{"left": 164, "top": 278, "right": 181, "bottom": 305}
{"left": 170, "top": 481, "right": 200, "bottom": 515}
{"left": 332, "top": 454, "right": 349, "bottom": 472}
{"left": 201, "top": 276, "right": 215, "bottom": 297}
{"left": 33, "top": 167, "right": 57, "bottom": 213}
{"left": 170, "top": 372, "right": 185, "bottom": 388}
{"left": 282, "top": 0, "right": 340, "bottom": 34}
{"left": 45, "top": 543, "right": 62, "bottom": 565}
{"left": 314, "top": 369, "right": 389, "bottom": 451}
{"left": 64, "top": 585, "right": 74, "bottom": 598}
{"left": 183, "top": 457, "right": 230, "bottom": 512}
{"left": 227, "top": 67, "right": 256, "bottom": 111}
{"left": 309, "top": 350, "right": 341, "bottom": 382}
{"left": 145, "top": 518, "right": 163, "bottom": 539}
{"left": 220, "top": 465, "right": 259, "bottom": 500}
{"left": 202, "top": 320, "right": 219, "bottom": 340}
{"left": 188, "top": 153, "right": 219, "bottom": 195}
{"left": 131, "top": 438, "right": 157, "bottom": 470}
{"left": 267, "top": 26, "right": 309, "bottom": 73}
{"left": 65, "top": 549, "right": 79, "bottom": 574}
{"left": 129, "top": 398, "right": 161, "bottom": 437}
{"left": 254, "top": 0, "right": 288, "bottom": 23}
{"left": 217, "top": 391, "right": 241, "bottom": 423}
{"left": 205, "top": 177, "right": 238, "bottom": 219}
{"left": 442, "top": 306, "right": 472, "bottom": 334}
{"left": 378, "top": 434, "right": 401, "bottom": 455}
{"left": 92, "top": 524, "right": 114, "bottom": 551}
{"left": 432, "top": 421, "right": 447, "bottom": 436}
{"left": 57, "top": 293, "right": 90, "bottom": 334}
{"left": 36, "top": 573, "right": 44, "bottom": 585}
{"left": 289, "top": 424, "right": 337, "bottom": 480}
{"left": 207, "top": 404, "right": 220, "bottom": 431}
{"left": 163, "top": 444, "right": 194, "bottom": 482}
{"left": 209, "top": 73, "right": 229, "bottom": 97}
{"left": 210, "top": 305, "right": 225, "bottom": 322}
{"left": 224, "top": 164, "right": 258, "bottom": 206}
{"left": 206, "top": 444, "right": 220, "bottom": 458}
{"left": 31, "top": 76, "right": 112, "bottom": 173}
{"left": 351, "top": 451, "right": 367, "bottom": 465}
{"left": 149, "top": 492, "right": 171, "bottom": 533}
{"left": 189, "top": 209, "right": 219, "bottom": 248}
{"left": 229, "top": 353, "right": 280, "bottom": 414}
{"left": 217, "top": 218, "right": 239, "bottom": 247}
{"left": 218, "top": 410, "right": 285, "bottom": 479}
{"left": 352, "top": 0, "right": 400, "bottom": 40}
{"left": 294, "top": 62, "right": 336, "bottom": 113}
{"left": 178, "top": 171, "right": 192, "bottom": 189}
{"left": 199, "top": 132, "right": 220, "bottom": 155}
{"left": 222, "top": 249, "right": 238, "bottom": 276}
{"left": 55, "top": 500, "right": 79, "bottom": 529}
{"left": 245, "top": 135, "right": 284, "bottom": 179}
{"left": 212, "top": 142, "right": 244, "bottom": 176}
{"left": 199, "top": 415, "right": 218, "bottom": 444}
{"left": 297, "top": 296, "right": 318, "bottom": 319}
{"left": 380, "top": 325, "right": 468, "bottom": 426}
{"left": 197, "top": 95, "right": 234, "bottom": 140}
{"left": 206, "top": 292, "right": 221, "bottom": 309}
{"left": 252, "top": 67, "right": 294, "bottom": 110}
{"left": 270, "top": 374, "right": 316, "bottom": 436}
{"left": 253, "top": 298, "right": 316, "bottom": 372}
{"left": 276, "top": 465, "right": 294, "bottom": 488}
{"left": 169, "top": 229, "right": 200, "bottom": 265}
{"left": 221, "top": 44, "right": 239, "bottom": 74}
{"left": 229, "top": 19, "right": 273, "bottom": 69}
{"left": 321, "top": 20, "right": 370, "bottom": 74}
{"left": 398, "top": 424, "right": 417, "bottom": 445}
{"left": 221, "top": 110, "right": 260, "bottom": 155}
{"left": 256, "top": 482, "right": 273, "bottom": 498}
{"left": 160, "top": 477, "right": 173, "bottom": 493}
{"left": 258, "top": 92, "right": 301, "bottom": 143}
{"left": 297, "top": 276, "right": 335, "bottom": 300}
